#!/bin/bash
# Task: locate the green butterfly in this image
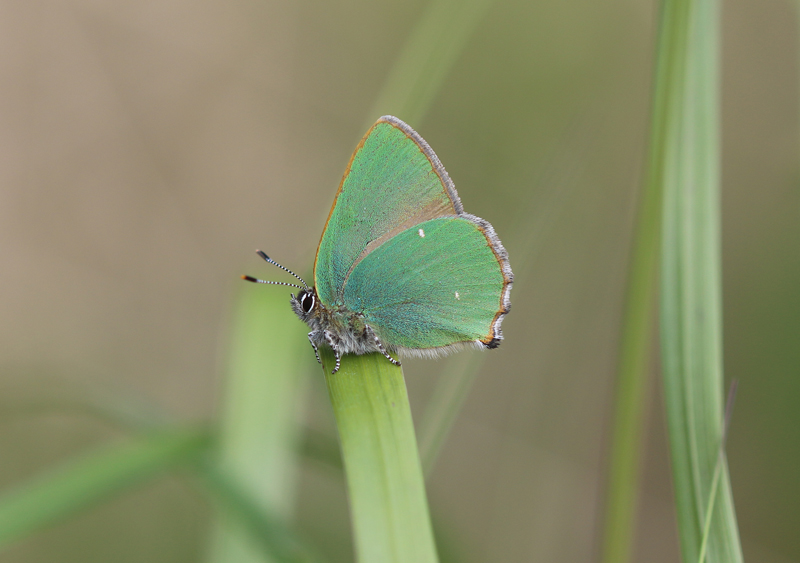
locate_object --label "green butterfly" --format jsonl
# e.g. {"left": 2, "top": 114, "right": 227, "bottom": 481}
{"left": 245, "top": 116, "right": 512, "bottom": 373}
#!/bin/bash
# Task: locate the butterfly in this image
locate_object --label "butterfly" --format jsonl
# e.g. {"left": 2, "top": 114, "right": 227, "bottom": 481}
{"left": 244, "top": 116, "right": 512, "bottom": 374}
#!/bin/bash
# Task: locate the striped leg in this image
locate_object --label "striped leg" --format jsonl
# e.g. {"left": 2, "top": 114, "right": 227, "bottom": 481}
{"left": 366, "top": 324, "right": 401, "bottom": 367}
{"left": 307, "top": 332, "right": 322, "bottom": 364}
{"left": 323, "top": 330, "right": 341, "bottom": 374}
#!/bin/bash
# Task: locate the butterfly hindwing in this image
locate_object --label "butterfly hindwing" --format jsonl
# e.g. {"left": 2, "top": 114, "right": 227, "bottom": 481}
{"left": 314, "top": 116, "right": 462, "bottom": 306}
{"left": 341, "top": 214, "right": 511, "bottom": 352}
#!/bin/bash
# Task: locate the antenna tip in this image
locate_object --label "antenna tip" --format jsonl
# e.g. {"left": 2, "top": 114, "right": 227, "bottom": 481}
{"left": 242, "top": 275, "right": 257, "bottom": 282}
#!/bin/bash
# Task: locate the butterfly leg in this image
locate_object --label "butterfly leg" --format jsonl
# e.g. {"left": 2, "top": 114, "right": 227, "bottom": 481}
{"left": 365, "top": 324, "right": 401, "bottom": 368}
{"left": 322, "top": 330, "right": 341, "bottom": 374}
{"left": 307, "top": 332, "right": 322, "bottom": 365}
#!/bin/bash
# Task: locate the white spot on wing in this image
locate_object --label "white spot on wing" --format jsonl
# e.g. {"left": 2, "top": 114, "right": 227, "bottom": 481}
{"left": 455, "top": 291, "right": 460, "bottom": 300}
{"left": 418, "top": 228, "right": 425, "bottom": 237}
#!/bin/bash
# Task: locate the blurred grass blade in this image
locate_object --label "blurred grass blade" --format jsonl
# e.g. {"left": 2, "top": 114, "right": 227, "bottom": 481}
{"left": 419, "top": 122, "right": 590, "bottom": 477}
{"left": 0, "top": 427, "right": 210, "bottom": 548}
{"left": 696, "top": 380, "right": 738, "bottom": 563}
{"left": 208, "top": 287, "right": 310, "bottom": 563}
{"left": 659, "top": 0, "right": 744, "bottom": 562}
{"left": 321, "top": 348, "right": 438, "bottom": 563}
{"left": 300, "top": 427, "right": 343, "bottom": 472}
{"left": 0, "top": 379, "right": 169, "bottom": 433}
{"left": 367, "top": 0, "right": 493, "bottom": 128}
{"left": 418, "top": 352, "right": 480, "bottom": 475}
{"left": 199, "top": 461, "right": 322, "bottom": 563}
{"left": 598, "top": 0, "right": 676, "bottom": 558}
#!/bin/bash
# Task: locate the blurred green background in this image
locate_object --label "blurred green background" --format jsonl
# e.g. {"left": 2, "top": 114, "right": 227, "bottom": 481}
{"left": 0, "top": 1, "right": 797, "bottom": 562}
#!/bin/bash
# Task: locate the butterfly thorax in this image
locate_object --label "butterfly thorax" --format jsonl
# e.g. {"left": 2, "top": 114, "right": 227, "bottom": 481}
{"left": 290, "top": 287, "right": 388, "bottom": 356}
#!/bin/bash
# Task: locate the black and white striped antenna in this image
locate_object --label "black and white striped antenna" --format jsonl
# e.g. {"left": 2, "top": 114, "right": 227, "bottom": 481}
{"left": 241, "top": 250, "right": 309, "bottom": 289}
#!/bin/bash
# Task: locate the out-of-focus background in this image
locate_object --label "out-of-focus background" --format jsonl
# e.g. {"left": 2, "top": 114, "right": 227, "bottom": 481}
{"left": 0, "top": 1, "right": 798, "bottom": 562}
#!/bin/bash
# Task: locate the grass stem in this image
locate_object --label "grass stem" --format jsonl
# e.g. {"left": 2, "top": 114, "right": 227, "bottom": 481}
{"left": 321, "top": 349, "right": 438, "bottom": 563}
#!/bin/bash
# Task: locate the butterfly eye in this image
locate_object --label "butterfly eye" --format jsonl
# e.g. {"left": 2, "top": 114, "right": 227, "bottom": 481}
{"left": 301, "top": 291, "right": 315, "bottom": 313}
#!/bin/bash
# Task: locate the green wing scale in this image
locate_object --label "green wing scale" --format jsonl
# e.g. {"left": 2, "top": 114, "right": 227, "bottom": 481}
{"left": 313, "top": 116, "right": 512, "bottom": 354}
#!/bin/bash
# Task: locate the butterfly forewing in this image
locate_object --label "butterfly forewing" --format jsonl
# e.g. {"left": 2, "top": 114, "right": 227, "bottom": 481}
{"left": 314, "top": 116, "right": 462, "bottom": 307}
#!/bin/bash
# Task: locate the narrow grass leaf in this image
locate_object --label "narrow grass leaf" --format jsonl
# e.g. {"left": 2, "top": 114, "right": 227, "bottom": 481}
{"left": 659, "top": 0, "right": 744, "bottom": 562}
{"left": 198, "top": 460, "right": 322, "bottom": 563}
{"left": 208, "top": 287, "right": 310, "bottom": 563}
{"left": 0, "top": 427, "right": 210, "bottom": 548}
{"left": 598, "top": 0, "right": 678, "bottom": 555}
{"left": 0, "top": 380, "right": 169, "bottom": 433}
{"left": 696, "top": 380, "right": 738, "bottom": 563}
{"left": 367, "top": 0, "right": 493, "bottom": 128}
{"left": 419, "top": 122, "right": 590, "bottom": 477}
{"left": 300, "top": 427, "right": 343, "bottom": 472}
{"left": 418, "top": 352, "right": 480, "bottom": 476}
{"left": 321, "top": 348, "right": 438, "bottom": 563}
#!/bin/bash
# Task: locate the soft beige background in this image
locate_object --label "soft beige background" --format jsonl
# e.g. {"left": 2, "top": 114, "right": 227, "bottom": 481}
{"left": 0, "top": 1, "right": 798, "bottom": 562}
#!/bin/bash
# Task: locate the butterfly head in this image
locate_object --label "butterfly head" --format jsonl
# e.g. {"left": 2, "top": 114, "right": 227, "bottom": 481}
{"left": 290, "top": 287, "right": 320, "bottom": 322}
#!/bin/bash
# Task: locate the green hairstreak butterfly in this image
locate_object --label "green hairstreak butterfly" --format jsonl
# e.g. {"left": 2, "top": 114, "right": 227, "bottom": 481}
{"left": 244, "top": 116, "right": 512, "bottom": 373}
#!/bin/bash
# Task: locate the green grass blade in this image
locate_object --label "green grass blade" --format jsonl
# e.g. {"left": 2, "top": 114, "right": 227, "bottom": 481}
{"left": 696, "top": 380, "right": 737, "bottom": 563}
{"left": 300, "top": 427, "right": 343, "bottom": 472}
{"left": 367, "top": 0, "right": 492, "bottom": 128}
{"left": 419, "top": 127, "right": 589, "bottom": 478}
{"left": 0, "top": 427, "right": 210, "bottom": 548}
{"left": 198, "top": 461, "right": 322, "bottom": 563}
{"left": 599, "top": 7, "right": 675, "bottom": 555}
{"left": 418, "top": 352, "right": 480, "bottom": 476}
{"left": 320, "top": 348, "right": 438, "bottom": 563}
{"left": 0, "top": 380, "right": 169, "bottom": 433}
{"left": 658, "top": 0, "right": 744, "bottom": 561}
{"left": 695, "top": 457, "right": 723, "bottom": 563}
{"left": 208, "top": 287, "right": 310, "bottom": 563}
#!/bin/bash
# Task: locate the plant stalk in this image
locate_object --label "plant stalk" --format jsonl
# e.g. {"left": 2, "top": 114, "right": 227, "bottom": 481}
{"left": 321, "top": 348, "right": 438, "bottom": 563}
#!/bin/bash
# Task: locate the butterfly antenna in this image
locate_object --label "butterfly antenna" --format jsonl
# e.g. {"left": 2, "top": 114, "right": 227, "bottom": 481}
{"left": 241, "top": 275, "right": 304, "bottom": 289}
{"left": 242, "top": 250, "right": 310, "bottom": 289}
{"left": 254, "top": 250, "right": 309, "bottom": 288}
